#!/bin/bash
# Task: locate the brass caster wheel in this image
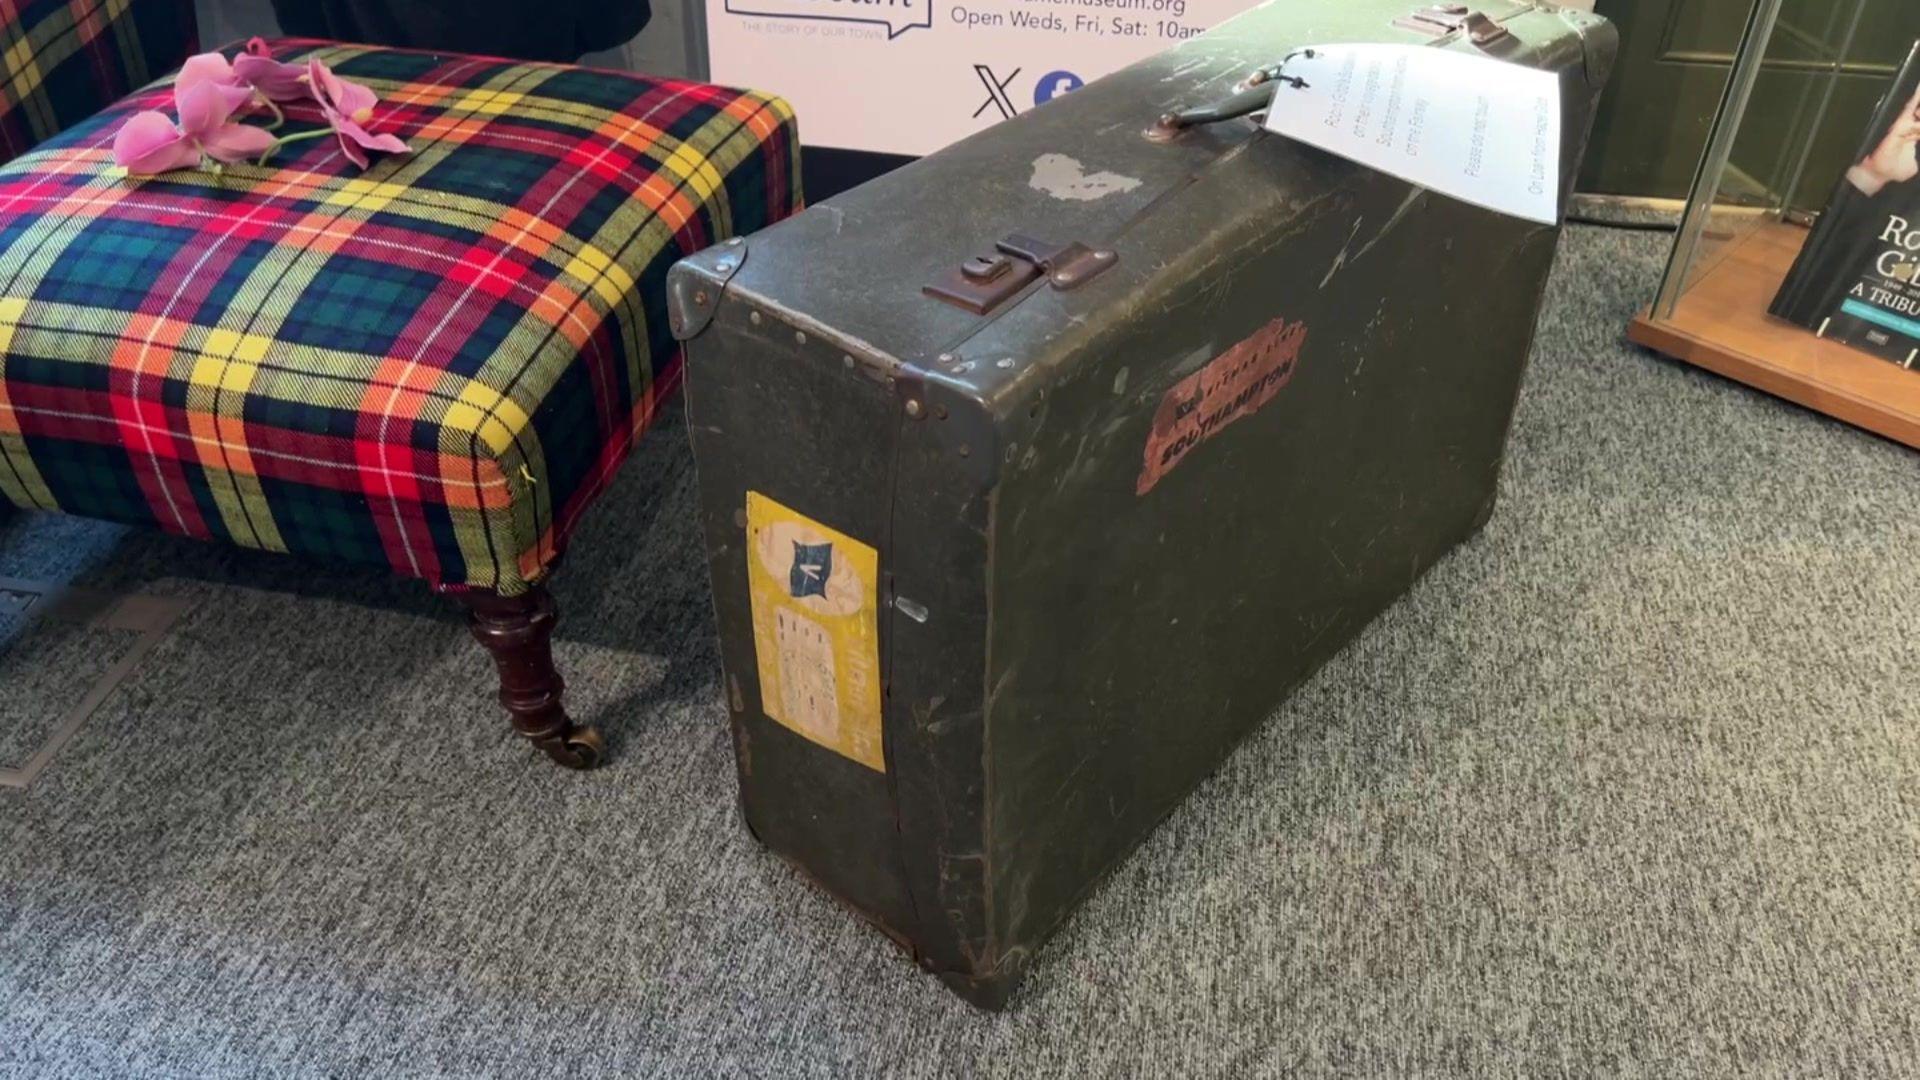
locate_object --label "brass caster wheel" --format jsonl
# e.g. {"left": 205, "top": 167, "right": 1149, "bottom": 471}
{"left": 539, "top": 725, "right": 606, "bottom": 770}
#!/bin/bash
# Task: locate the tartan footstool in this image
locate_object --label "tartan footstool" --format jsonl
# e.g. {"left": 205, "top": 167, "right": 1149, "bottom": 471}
{"left": 1, "top": 0, "right": 200, "bottom": 160}
{"left": 0, "top": 38, "right": 800, "bottom": 767}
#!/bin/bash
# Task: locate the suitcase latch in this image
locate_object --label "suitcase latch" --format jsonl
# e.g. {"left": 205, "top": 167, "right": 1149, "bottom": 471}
{"left": 923, "top": 234, "right": 1117, "bottom": 315}
{"left": 1393, "top": 4, "right": 1511, "bottom": 47}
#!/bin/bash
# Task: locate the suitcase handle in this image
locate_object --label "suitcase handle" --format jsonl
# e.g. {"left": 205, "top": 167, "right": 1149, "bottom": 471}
{"left": 1147, "top": 49, "right": 1315, "bottom": 142}
{"left": 1148, "top": 2, "right": 1515, "bottom": 142}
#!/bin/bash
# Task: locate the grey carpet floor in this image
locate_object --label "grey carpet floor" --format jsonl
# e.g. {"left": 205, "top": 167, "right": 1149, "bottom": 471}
{"left": 3, "top": 226, "right": 1918, "bottom": 1078}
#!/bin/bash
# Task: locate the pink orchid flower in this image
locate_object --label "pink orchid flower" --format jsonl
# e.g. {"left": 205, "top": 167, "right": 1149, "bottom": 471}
{"left": 307, "top": 57, "right": 408, "bottom": 169}
{"left": 112, "top": 79, "right": 277, "bottom": 174}
{"left": 175, "top": 52, "right": 259, "bottom": 115}
{"left": 232, "top": 38, "right": 310, "bottom": 102}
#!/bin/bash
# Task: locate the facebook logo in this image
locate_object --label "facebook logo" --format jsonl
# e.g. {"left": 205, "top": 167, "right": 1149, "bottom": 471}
{"left": 1034, "top": 70, "right": 1084, "bottom": 106}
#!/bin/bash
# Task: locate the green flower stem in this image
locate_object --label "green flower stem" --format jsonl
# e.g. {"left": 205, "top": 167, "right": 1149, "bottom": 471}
{"left": 259, "top": 96, "right": 286, "bottom": 132}
{"left": 257, "top": 127, "right": 333, "bottom": 167}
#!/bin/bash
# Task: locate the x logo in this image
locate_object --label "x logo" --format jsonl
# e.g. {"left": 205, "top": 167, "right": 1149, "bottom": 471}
{"left": 973, "top": 64, "right": 1021, "bottom": 121}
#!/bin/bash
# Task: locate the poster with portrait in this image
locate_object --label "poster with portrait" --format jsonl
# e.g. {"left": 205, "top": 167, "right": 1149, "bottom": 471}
{"left": 704, "top": 0, "right": 1265, "bottom": 157}
{"left": 1771, "top": 40, "right": 1920, "bottom": 370}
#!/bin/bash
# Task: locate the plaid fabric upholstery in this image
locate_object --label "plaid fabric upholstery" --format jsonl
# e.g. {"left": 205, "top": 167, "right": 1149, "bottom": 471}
{"left": 0, "top": 39, "right": 801, "bottom": 594}
{"left": 1, "top": 0, "right": 199, "bottom": 161}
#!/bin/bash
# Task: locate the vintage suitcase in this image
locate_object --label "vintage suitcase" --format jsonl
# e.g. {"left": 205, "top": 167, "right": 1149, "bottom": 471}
{"left": 669, "top": 0, "right": 1616, "bottom": 1008}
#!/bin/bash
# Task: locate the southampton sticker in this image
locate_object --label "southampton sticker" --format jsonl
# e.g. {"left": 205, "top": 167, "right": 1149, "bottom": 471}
{"left": 744, "top": 491, "right": 886, "bottom": 772}
{"left": 1136, "top": 317, "right": 1308, "bottom": 495}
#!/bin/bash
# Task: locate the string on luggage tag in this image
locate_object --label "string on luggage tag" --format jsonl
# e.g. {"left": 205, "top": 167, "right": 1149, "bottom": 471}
{"left": 1149, "top": 49, "right": 1318, "bottom": 139}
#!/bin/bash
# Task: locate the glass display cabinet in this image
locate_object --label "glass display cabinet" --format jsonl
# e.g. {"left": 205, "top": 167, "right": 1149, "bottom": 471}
{"left": 1628, "top": 0, "right": 1920, "bottom": 449}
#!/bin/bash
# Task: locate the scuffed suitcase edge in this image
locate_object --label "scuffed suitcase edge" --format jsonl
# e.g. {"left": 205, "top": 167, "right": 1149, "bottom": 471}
{"left": 675, "top": 244, "right": 1013, "bottom": 1005}
{"left": 736, "top": 790, "right": 1025, "bottom": 1012}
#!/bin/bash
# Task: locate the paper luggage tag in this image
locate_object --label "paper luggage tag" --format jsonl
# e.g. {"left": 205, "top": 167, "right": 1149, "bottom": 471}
{"left": 1263, "top": 43, "right": 1562, "bottom": 225}
{"left": 744, "top": 491, "right": 886, "bottom": 772}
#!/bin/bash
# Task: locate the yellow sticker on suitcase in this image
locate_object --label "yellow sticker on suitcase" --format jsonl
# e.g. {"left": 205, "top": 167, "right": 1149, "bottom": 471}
{"left": 744, "top": 491, "right": 885, "bottom": 773}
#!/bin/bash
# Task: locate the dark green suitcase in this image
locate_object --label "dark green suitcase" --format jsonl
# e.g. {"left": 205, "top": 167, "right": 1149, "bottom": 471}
{"left": 669, "top": 0, "right": 1616, "bottom": 1009}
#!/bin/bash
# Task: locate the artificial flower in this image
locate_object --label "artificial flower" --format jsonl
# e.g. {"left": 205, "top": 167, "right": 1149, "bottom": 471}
{"left": 111, "top": 110, "right": 200, "bottom": 174}
{"left": 112, "top": 80, "right": 276, "bottom": 174}
{"left": 175, "top": 52, "right": 258, "bottom": 116}
{"left": 232, "top": 38, "right": 309, "bottom": 102}
{"left": 110, "top": 46, "right": 408, "bottom": 176}
{"left": 305, "top": 57, "right": 409, "bottom": 169}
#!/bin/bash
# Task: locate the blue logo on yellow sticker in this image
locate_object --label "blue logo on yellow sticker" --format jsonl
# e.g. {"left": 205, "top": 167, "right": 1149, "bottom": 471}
{"left": 745, "top": 492, "right": 884, "bottom": 773}
{"left": 789, "top": 541, "right": 833, "bottom": 599}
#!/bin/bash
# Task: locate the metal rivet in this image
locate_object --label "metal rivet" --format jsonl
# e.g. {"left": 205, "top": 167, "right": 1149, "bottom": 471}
{"left": 715, "top": 259, "right": 735, "bottom": 273}
{"left": 904, "top": 399, "right": 925, "bottom": 419}
{"left": 934, "top": 404, "right": 949, "bottom": 420}
{"left": 727, "top": 237, "right": 744, "bottom": 246}
{"left": 954, "top": 361, "right": 974, "bottom": 373}
{"left": 843, "top": 355, "right": 855, "bottom": 369}
{"left": 938, "top": 352, "right": 960, "bottom": 365}
{"left": 957, "top": 444, "right": 971, "bottom": 458}
{"left": 749, "top": 311, "right": 762, "bottom": 326}
{"left": 693, "top": 289, "right": 710, "bottom": 306}
{"left": 795, "top": 331, "right": 807, "bottom": 345}
{"left": 996, "top": 357, "right": 1015, "bottom": 369}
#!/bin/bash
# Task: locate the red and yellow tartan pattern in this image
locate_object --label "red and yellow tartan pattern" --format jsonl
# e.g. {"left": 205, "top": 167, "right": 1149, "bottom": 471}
{"left": 0, "top": 39, "right": 801, "bottom": 594}
{"left": 1, "top": 0, "right": 198, "bottom": 161}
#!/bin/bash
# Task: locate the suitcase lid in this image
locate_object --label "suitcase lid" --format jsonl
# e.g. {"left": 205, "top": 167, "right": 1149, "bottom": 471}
{"left": 671, "top": 0, "right": 1612, "bottom": 394}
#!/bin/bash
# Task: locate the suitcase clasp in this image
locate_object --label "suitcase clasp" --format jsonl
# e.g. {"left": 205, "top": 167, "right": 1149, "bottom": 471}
{"left": 923, "top": 234, "right": 1117, "bottom": 315}
{"left": 1392, "top": 4, "right": 1511, "bottom": 47}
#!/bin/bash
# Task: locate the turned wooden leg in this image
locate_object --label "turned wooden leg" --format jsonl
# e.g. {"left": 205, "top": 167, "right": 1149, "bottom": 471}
{"left": 461, "top": 584, "right": 605, "bottom": 769}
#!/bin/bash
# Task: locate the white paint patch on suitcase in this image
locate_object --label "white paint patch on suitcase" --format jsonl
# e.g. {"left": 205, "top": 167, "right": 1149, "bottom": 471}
{"left": 1137, "top": 318, "right": 1309, "bottom": 496}
{"left": 1028, "top": 153, "right": 1143, "bottom": 201}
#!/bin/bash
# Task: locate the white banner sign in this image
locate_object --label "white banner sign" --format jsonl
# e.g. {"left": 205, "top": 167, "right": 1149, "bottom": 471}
{"left": 706, "top": 0, "right": 1265, "bottom": 156}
